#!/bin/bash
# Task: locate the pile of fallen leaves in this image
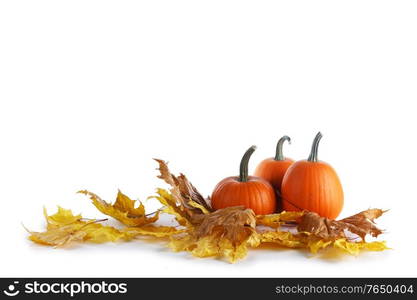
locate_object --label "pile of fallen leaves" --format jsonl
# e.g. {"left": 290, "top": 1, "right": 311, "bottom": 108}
{"left": 26, "top": 160, "right": 388, "bottom": 263}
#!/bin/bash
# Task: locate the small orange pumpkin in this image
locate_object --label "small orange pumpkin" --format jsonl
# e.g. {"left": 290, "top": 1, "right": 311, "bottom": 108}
{"left": 254, "top": 135, "right": 294, "bottom": 192}
{"left": 281, "top": 132, "right": 344, "bottom": 219}
{"left": 211, "top": 146, "right": 277, "bottom": 215}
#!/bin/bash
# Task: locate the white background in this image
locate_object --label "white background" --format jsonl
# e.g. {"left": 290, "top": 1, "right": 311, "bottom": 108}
{"left": 1, "top": 0, "right": 416, "bottom": 277}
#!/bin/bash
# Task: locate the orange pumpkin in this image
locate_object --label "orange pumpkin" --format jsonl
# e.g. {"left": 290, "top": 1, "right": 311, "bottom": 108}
{"left": 281, "top": 132, "right": 344, "bottom": 219}
{"left": 254, "top": 135, "right": 294, "bottom": 192}
{"left": 211, "top": 145, "right": 277, "bottom": 215}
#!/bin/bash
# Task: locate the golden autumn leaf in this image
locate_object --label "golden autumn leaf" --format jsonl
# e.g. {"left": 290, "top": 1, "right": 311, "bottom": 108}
{"left": 25, "top": 207, "right": 137, "bottom": 247}
{"left": 78, "top": 190, "right": 159, "bottom": 227}
{"left": 169, "top": 206, "right": 260, "bottom": 263}
{"left": 26, "top": 224, "right": 87, "bottom": 247}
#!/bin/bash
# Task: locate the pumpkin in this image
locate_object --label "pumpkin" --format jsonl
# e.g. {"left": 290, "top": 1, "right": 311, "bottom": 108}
{"left": 254, "top": 135, "right": 294, "bottom": 192}
{"left": 281, "top": 132, "right": 344, "bottom": 219}
{"left": 211, "top": 145, "right": 277, "bottom": 215}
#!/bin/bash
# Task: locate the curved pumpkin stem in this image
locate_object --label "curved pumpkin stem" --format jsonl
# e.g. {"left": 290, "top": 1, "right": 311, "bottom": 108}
{"left": 239, "top": 145, "right": 257, "bottom": 182}
{"left": 275, "top": 135, "right": 291, "bottom": 161}
{"left": 308, "top": 132, "right": 323, "bottom": 162}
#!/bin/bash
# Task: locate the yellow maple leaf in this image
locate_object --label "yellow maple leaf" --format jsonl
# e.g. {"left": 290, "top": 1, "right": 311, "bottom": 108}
{"left": 259, "top": 228, "right": 389, "bottom": 256}
{"left": 25, "top": 207, "right": 136, "bottom": 247}
{"left": 79, "top": 190, "right": 159, "bottom": 227}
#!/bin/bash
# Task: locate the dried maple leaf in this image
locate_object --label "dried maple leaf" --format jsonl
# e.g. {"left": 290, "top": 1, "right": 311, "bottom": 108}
{"left": 192, "top": 206, "right": 256, "bottom": 241}
{"left": 154, "top": 159, "right": 212, "bottom": 220}
{"left": 259, "top": 230, "right": 388, "bottom": 255}
{"left": 169, "top": 206, "right": 260, "bottom": 263}
{"left": 78, "top": 190, "right": 159, "bottom": 227}
{"left": 25, "top": 207, "right": 137, "bottom": 247}
{"left": 258, "top": 208, "right": 388, "bottom": 255}
{"left": 339, "top": 208, "right": 386, "bottom": 239}
{"left": 297, "top": 208, "right": 386, "bottom": 241}
{"left": 26, "top": 224, "right": 88, "bottom": 247}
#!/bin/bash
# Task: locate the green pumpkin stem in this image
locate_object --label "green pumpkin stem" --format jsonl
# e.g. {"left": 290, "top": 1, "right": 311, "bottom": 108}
{"left": 274, "top": 135, "right": 291, "bottom": 161}
{"left": 239, "top": 145, "right": 257, "bottom": 182}
{"left": 308, "top": 132, "right": 323, "bottom": 162}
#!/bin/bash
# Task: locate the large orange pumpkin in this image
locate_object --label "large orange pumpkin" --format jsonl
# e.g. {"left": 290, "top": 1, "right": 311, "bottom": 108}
{"left": 281, "top": 132, "right": 344, "bottom": 219}
{"left": 211, "top": 146, "right": 277, "bottom": 215}
{"left": 254, "top": 135, "right": 294, "bottom": 192}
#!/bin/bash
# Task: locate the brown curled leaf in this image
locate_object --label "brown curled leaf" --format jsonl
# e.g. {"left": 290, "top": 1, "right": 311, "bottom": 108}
{"left": 297, "top": 208, "right": 386, "bottom": 241}
{"left": 154, "top": 159, "right": 212, "bottom": 219}
{"left": 339, "top": 208, "right": 386, "bottom": 239}
{"left": 193, "top": 206, "right": 256, "bottom": 242}
{"left": 169, "top": 206, "right": 260, "bottom": 263}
